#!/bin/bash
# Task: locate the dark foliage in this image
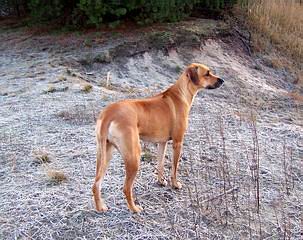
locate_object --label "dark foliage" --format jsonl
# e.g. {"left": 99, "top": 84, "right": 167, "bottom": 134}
{"left": 0, "top": 0, "right": 237, "bottom": 26}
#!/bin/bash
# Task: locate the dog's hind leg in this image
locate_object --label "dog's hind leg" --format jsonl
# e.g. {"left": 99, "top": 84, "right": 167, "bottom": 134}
{"left": 120, "top": 129, "right": 143, "bottom": 213}
{"left": 92, "top": 139, "right": 114, "bottom": 212}
{"left": 157, "top": 142, "right": 168, "bottom": 186}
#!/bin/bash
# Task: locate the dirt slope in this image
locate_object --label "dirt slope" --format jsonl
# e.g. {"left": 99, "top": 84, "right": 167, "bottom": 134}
{"left": 0, "top": 19, "right": 302, "bottom": 239}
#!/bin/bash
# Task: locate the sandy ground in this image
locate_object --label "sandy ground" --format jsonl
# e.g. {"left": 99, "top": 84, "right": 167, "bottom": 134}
{"left": 0, "top": 20, "right": 302, "bottom": 239}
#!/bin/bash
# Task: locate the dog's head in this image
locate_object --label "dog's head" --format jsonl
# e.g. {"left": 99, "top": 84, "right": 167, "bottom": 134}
{"left": 185, "top": 63, "right": 224, "bottom": 90}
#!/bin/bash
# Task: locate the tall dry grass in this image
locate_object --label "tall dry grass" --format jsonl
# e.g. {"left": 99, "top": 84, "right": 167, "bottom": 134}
{"left": 237, "top": 0, "right": 303, "bottom": 67}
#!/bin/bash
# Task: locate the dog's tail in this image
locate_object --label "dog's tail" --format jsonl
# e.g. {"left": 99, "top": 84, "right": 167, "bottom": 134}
{"left": 95, "top": 117, "right": 110, "bottom": 176}
{"left": 92, "top": 117, "right": 110, "bottom": 211}
{"left": 92, "top": 116, "right": 111, "bottom": 211}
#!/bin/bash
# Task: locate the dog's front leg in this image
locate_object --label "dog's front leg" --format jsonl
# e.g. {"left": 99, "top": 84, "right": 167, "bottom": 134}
{"left": 157, "top": 142, "right": 168, "bottom": 186}
{"left": 171, "top": 141, "right": 183, "bottom": 189}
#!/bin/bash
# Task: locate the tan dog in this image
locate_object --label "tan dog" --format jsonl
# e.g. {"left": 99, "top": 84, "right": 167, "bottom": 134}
{"left": 92, "top": 63, "right": 224, "bottom": 213}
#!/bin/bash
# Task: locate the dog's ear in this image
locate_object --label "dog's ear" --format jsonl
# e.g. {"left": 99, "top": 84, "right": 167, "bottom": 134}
{"left": 186, "top": 66, "right": 199, "bottom": 85}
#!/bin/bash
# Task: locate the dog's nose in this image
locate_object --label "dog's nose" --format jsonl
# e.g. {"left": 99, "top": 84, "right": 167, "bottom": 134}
{"left": 217, "top": 78, "right": 224, "bottom": 85}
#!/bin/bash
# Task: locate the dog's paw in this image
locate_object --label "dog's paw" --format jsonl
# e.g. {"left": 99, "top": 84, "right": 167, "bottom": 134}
{"left": 96, "top": 204, "right": 108, "bottom": 212}
{"left": 130, "top": 205, "right": 143, "bottom": 213}
{"left": 172, "top": 181, "right": 182, "bottom": 189}
{"left": 157, "top": 178, "right": 168, "bottom": 187}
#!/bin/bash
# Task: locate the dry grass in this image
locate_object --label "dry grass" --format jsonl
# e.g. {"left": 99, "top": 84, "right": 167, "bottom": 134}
{"left": 55, "top": 107, "right": 96, "bottom": 125}
{"left": 295, "top": 71, "right": 303, "bottom": 85}
{"left": 43, "top": 84, "right": 69, "bottom": 93}
{"left": 81, "top": 83, "right": 93, "bottom": 93}
{"left": 58, "top": 75, "right": 67, "bottom": 81}
{"left": 1, "top": 19, "right": 302, "bottom": 239}
{"left": 141, "top": 150, "right": 155, "bottom": 163}
{"left": 269, "top": 57, "right": 284, "bottom": 69}
{"left": 46, "top": 169, "right": 67, "bottom": 183}
{"left": 44, "top": 84, "right": 56, "bottom": 93}
{"left": 32, "top": 149, "right": 51, "bottom": 164}
{"left": 287, "top": 91, "right": 303, "bottom": 102}
{"left": 237, "top": 0, "right": 303, "bottom": 68}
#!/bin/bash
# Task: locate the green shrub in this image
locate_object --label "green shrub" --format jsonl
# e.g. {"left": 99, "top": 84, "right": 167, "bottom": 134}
{"left": 198, "top": 0, "right": 237, "bottom": 9}
{"left": 3, "top": 0, "right": 238, "bottom": 26}
{"left": 77, "top": 0, "right": 107, "bottom": 26}
{"left": 28, "top": 0, "right": 64, "bottom": 22}
{"left": 136, "top": 0, "right": 196, "bottom": 24}
{"left": 0, "top": 0, "right": 27, "bottom": 17}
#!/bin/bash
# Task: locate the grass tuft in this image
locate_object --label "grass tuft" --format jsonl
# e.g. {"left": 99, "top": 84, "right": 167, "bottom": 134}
{"left": 287, "top": 91, "right": 303, "bottom": 102}
{"left": 43, "top": 85, "right": 68, "bottom": 94}
{"left": 47, "top": 169, "right": 67, "bottom": 183}
{"left": 44, "top": 85, "right": 56, "bottom": 93}
{"left": 175, "top": 65, "right": 182, "bottom": 73}
{"left": 58, "top": 75, "right": 67, "bottom": 81}
{"left": 141, "top": 149, "right": 154, "bottom": 162}
{"left": 81, "top": 83, "right": 93, "bottom": 93}
{"left": 32, "top": 150, "right": 51, "bottom": 164}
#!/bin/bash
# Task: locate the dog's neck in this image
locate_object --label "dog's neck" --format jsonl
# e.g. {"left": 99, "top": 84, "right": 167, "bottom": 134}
{"left": 172, "top": 74, "right": 198, "bottom": 108}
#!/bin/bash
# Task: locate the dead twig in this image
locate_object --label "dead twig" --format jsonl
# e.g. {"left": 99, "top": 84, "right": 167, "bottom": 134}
{"left": 201, "top": 186, "right": 239, "bottom": 204}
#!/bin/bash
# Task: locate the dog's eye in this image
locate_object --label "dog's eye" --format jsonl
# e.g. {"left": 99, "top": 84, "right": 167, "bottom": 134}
{"left": 205, "top": 71, "right": 210, "bottom": 76}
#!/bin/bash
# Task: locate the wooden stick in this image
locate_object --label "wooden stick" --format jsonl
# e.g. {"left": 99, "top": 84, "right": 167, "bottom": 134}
{"left": 201, "top": 186, "right": 239, "bottom": 204}
{"left": 106, "top": 71, "right": 111, "bottom": 87}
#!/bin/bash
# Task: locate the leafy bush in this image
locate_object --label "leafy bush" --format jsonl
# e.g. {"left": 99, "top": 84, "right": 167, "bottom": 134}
{"left": 77, "top": 0, "right": 107, "bottom": 26}
{"left": 136, "top": 0, "right": 197, "bottom": 24}
{"left": 28, "top": 0, "right": 64, "bottom": 21}
{"left": 0, "top": 0, "right": 27, "bottom": 17}
{"left": 5, "top": 0, "right": 237, "bottom": 26}
{"left": 199, "top": 0, "right": 236, "bottom": 9}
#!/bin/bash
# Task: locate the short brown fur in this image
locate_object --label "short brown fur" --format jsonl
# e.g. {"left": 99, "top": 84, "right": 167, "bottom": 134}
{"left": 92, "top": 63, "right": 224, "bottom": 213}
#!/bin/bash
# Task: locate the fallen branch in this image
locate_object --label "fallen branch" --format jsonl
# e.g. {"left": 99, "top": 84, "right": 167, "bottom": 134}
{"left": 201, "top": 186, "right": 239, "bottom": 204}
{"left": 233, "top": 27, "right": 252, "bottom": 56}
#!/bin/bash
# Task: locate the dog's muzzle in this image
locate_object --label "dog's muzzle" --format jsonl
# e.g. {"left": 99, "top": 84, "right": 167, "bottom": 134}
{"left": 206, "top": 78, "right": 224, "bottom": 89}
